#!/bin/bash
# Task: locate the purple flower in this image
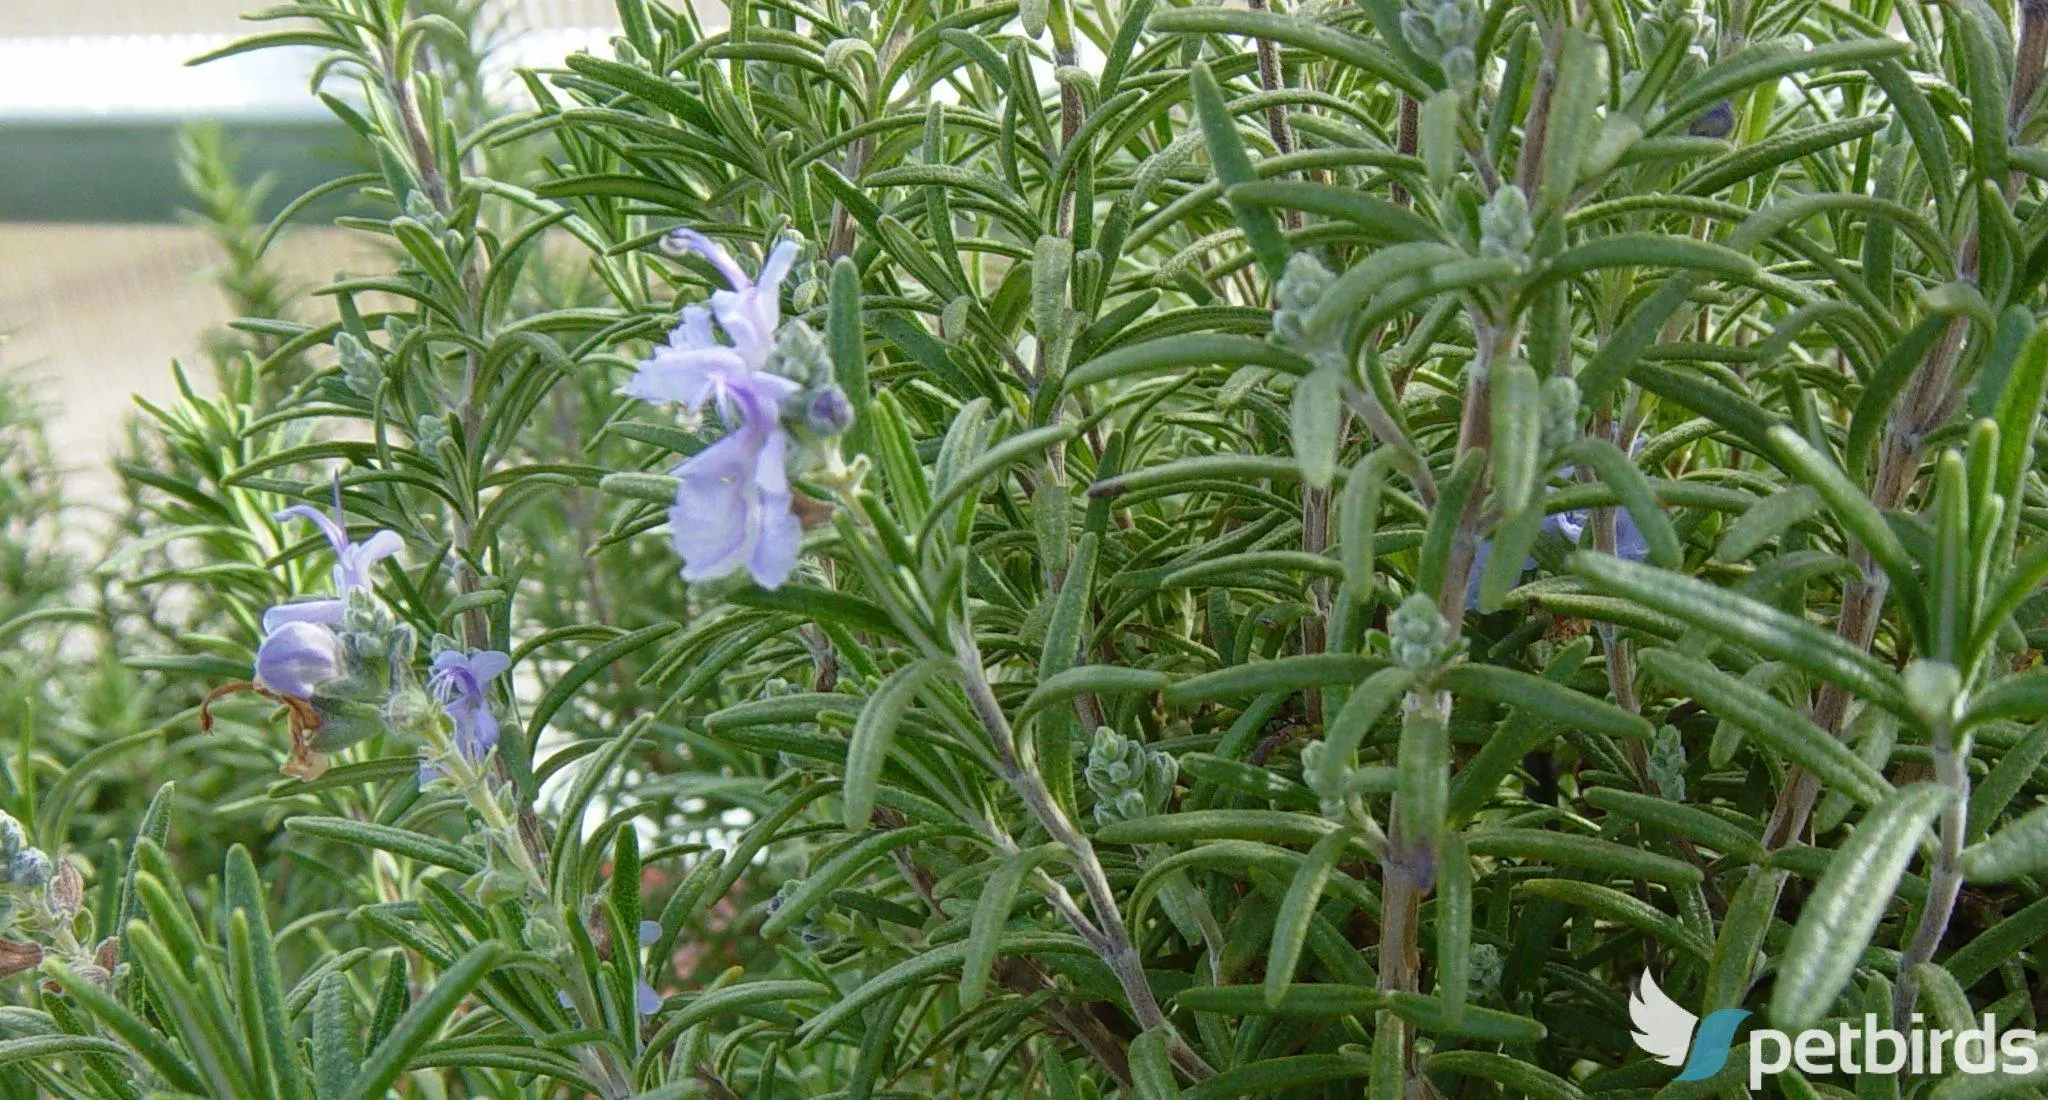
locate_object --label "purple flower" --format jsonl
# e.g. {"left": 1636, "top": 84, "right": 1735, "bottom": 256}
{"left": 628, "top": 231, "right": 808, "bottom": 590}
{"left": 252, "top": 504, "right": 401, "bottom": 697}
{"left": 670, "top": 421, "right": 802, "bottom": 588}
{"left": 277, "top": 504, "right": 403, "bottom": 600}
{"left": 1468, "top": 508, "right": 1650, "bottom": 609}
{"left": 625, "top": 233, "right": 802, "bottom": 416}
{"left": 428, "top": 648, "right": 511, "bottom": 762}
{"left": 254, "top": 620, "right": 346, "bottom": 698}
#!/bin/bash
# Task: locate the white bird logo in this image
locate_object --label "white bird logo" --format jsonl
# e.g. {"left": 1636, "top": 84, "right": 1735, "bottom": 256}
{"left": 1629, "top": 970, "right": 1698, "bottom": 1067}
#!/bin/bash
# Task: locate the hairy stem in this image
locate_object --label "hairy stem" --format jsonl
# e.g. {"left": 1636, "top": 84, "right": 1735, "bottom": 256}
{"left": 951, "top": 626, "right": 1215, "bottom": 1082}
{"left": 1896, "top": 734, "right": 1970, "bottom": 1018}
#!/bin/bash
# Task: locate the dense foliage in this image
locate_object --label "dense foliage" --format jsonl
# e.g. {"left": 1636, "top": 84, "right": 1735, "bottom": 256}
{"left": 12, "top": 0, "right": 2048, "bottom": 1094}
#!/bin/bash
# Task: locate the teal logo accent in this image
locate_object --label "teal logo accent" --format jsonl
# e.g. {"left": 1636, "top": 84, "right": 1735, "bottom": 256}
{"left": 1675, "top": 1009, "right": 1752, "bottom": 1081}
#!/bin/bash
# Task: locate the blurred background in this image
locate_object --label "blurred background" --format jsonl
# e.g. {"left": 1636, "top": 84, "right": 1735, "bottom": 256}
{"left": 0, "top": 1, "right": 623, "bottom": 494}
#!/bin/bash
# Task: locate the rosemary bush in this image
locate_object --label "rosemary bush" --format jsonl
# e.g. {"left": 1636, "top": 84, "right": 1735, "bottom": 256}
{"left": 11, "top": 0, "right": 2048, "bottom": 1094}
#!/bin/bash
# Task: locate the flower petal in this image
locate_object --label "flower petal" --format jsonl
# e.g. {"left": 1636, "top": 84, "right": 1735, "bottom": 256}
{"left": 665, "top": 228, "right": 750, "bottom": 290}
{"left": 262, "top": 599, "right": 346, "bottom": 634}
{"left": 254, "top": 621, "right": 346, "bottom": 698}
{"left": 276, "top": 505, "right": 348, "bottom": 555}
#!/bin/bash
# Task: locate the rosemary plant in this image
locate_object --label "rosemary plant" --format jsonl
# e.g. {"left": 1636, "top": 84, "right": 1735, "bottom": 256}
{"left": 9, "top": 0, "right": 2048, "bottom": 1095}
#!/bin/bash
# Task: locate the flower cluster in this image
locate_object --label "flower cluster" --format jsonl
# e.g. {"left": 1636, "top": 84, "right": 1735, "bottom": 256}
{"left": 1084, "top": 727, "right": 1178, "bottom": 825}
{"left": 224, "top": 499, "right": 513, "bottom": 790}
{"left": 626, "top": 231, "right": 857, "bottom": 591}
{"left": 0, "top": 811, "right": 82, "bottom": 982}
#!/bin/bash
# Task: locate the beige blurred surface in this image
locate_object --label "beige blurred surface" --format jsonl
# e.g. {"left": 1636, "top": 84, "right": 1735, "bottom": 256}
{"left": 1, "top": 0, "right": 630, "bottom": 497}
{"left": 0, "top": 225, "right": 384, "bottom": 491}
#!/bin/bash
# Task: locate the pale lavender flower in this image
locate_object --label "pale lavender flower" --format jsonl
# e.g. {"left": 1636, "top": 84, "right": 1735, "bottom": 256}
{"left": 1467, "top": 508, "right": 1649, "bottom": 609}
{"left": 625, "top": 232, "right": 803, "bottom": 416}
{"left": 670, "top": 417, "right": 801, "bottom": 588}
{"left": 427, "top": 648, "right": 511, "bottom": 762}
{"left": 260, "top": 504, "right": 402, "bottom": 632}
{"left": 255, "top": 621, "right": 348, "bottom": 698}
{"left": 630, "top": 231, "right": 808, "bottom": 590}
{"left": 252, "top": 502, "right": 402, "bottom": 696}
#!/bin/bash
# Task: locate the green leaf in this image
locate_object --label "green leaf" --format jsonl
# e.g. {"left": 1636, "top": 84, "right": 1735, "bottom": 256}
{"left": 1704, "top": 868, "right": 1786, "bottom": 1013}
{"left": 1062, "top": 335, "right": 1311, "bottom": 392}
{"left": 1438, "top": 663, "right": 1653, "bottom": 739}
{"left": 1166, "top": 655, "right": 1386, "bottom": 704}
{"left": 768, "top": 823, "right": 968, "bottom": 936}
{"left": 1291, "top": 368, "right": 1345, "bottom": 489}
{"left": 1185, "top": 1055, "right": 1374, "bottom": 1100}
{"left": 1019, "top": 665, "right": 1170, "bottom": 725}
{"left": 1571, "top": 553, "right": 1907, "bottom": 714}
{"left": 1188, "top": 62, "right": 1289, "bottom": 284}
{"left": 963, "top": 846, "right": 1056, "bottom": 1005}
{"left": 344, "top": 943, "right": 503, "bottom": 1100}
{"left": 843, "top": 659, "right": 945, "bottom": 830}
{"left": 1658, "top": 37, "right": 1909, "bottom": 136}
{"left": 1961, "top": 801, "right": 2048, "bottom": 883}
{"left": 284, "top": 817, "right": 483, "bottom": 874}
{"left": 1313, "top": 667, "right": 1416, "bottom": 796}
{"left": 1559, "top": 439, "right": 1681, "bottom": 568}
{"left": 796, "top": 933, "right": 1092, "bottom": 1043}
{"left": 1583, "top": 786, "right": 1764, "bottom": 861}
{"left": 1463, "top": 827, "right": 1702, "bottom": 886}
{"left": 1772, "top": 783, "right": 1954, "bottom": 1030}
{"left": 1130, "top": 1028, "right": 1183, "bottom": 1100}
{"left": 311, "top": 974, "right": 358, "bottom": 1100}
{"left": 1768, "top": 425, "right": 1927, "bottom": 641}
{"left": 1266, "top": 828, "right": 1352, "bottom": 1007}
{"left": 226, "top": 845, "right": 309, "bottom": 1100}
{"left": 1489, "top": 359, "right": 1541, "bottom": 517}
{"left": 1436, "top": 833, "right": 1473, "bottom": 1024}
{"left": 1225, "top": 180, "right": 1440, "bottom": 243}
{"left": 1514, "top": 879, "right": 1712, "bottom": 958}
{"left": 1426, "top": 1050, "right": 1585, "bottom": 1100}
{"left": 1640, "top": 649, "right": 1891, "bottom": 806}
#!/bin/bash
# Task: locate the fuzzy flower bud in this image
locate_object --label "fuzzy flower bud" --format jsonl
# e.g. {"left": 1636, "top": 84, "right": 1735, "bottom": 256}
{"left": 8, "top": 849, "right": 51, "bottom": 890}
{"left": 1389, "top": 593, "right": 1452, "bottom": 671}
{"left": 1401, "top": 0, "right": 1482, "bottom": 86}
{"left": 1479, "top": 185, "right": 1534, "bottom": 264}
{"left": 1085, "top": 727, "right": 1178, "bottom": 825}
{"left": 1273, "top": 252, "right": 1342, "bottom": 366}
{"left": 1648, "top": 724, "right": 1688, "bottom": 801}
{"left": 1540, "top": 375, "right": 1581, "bottom": 452}
{"left": 803, "top": 386, "right": 855, "bottom": 437}
{"left": 1469, "top": 942, "right": 1504, "bottom": 1000}
{"left": 767, "top": 318, "right": 834, "bottom": 389}
{"left": 337, "top": 332, "right": 381, "bottom": 397}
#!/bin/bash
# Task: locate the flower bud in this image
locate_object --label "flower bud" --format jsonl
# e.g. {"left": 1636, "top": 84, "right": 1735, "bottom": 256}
{"left": 1688, "top": 100, "right": 1736, "bottom": 139}
{"left": 1389, "top": 593, "right": 1451, "bottom": 671}
{"left": 337, "top": 332, "right": 381, "bottom": 397}
{"left": 1648, "top": 724, "right": 1688, "bottom": 801}
{"left": 1479, "top": 185, "right": 1534, "bottom": 263}
{"left": 8, "top": 849, "right": 51, "bottom": 890}
{"left": 803, "top": 386, "right": 856, "bottom": 437}
{"left": 1540, "top": 375, "right": 1581, "bottom": 452}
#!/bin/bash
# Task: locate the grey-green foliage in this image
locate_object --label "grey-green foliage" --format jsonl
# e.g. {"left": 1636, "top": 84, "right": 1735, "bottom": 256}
{"left": 12, "top": 0, "right": 2048, "bottom": 1095}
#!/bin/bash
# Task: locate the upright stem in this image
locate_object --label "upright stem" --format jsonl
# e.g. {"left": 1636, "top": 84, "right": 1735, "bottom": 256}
{"left": 950, "top": 627, "right": 1215, "bottom": 1082}
{"left": 1896, "top": 732, "right": 1970, "bottom": 1018}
